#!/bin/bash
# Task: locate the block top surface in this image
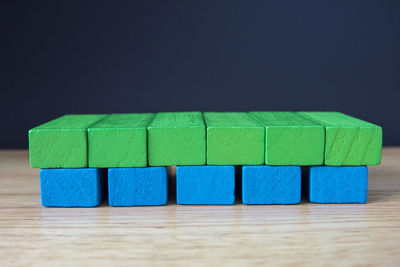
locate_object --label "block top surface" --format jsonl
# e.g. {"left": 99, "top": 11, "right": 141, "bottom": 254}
{"left": 204, "top": 112, "right": 263, "bottom": 128}
{"left": 89, "top": 113, "right": 154, "bottom": 129}
{"left": 31, "top": 114, "right": 107, "bottom": 130}
{"left": 298, "top": 112, "right": 380, "bottom": 128}
{"left": 249, "top": 111, "right": 322, "bottom": 127}
{"left": 148, "top": 112, "right": 204, "bottom": 128}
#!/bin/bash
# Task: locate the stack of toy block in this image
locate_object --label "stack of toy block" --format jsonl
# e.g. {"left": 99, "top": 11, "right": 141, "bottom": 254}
{"left": 28, "top": 112, "right": 382, "bottom": 207}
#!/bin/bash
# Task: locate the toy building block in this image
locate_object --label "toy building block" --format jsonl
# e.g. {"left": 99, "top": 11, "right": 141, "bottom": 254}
{"left": 88, "top": 113, "right": 154, "bottom": 168}
{"left": 204, "top": 112, "right": 264, "bottom": 165}
{"left": 298, "top": 112, "right": 382, "bottom": 166}
{"left": 40, "top": 168, "right": 106, "bottom": 207}
{"left": 176, "top": 165, "right": 235, "bottom": 205}
{"left": 148, "top": 112, "right": 206, "bottom": 166}
{"left": 305, "top": 166, "right": 368, "bottom": 203}
{"left": 249, "top": 112, "right": 324, "bottom": 165}
{"left": 29, "top": 114, "right": 106, "bottom": 168}
{"left": 108, "top": 167, "right": 167, "bottom": 206}
{"left": 242, "top": 165, "right": 301, "bottom": 204}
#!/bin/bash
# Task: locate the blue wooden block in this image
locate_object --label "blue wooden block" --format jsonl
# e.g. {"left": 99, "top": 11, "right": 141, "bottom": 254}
{"left": 242, "top": 165, "right": 301, "bottom": 204}
{"left": 176, "top": 166, "right": 235, "bottom": 205}
{"left": 307, "top": 166, "right": 368, "bottom": 203}
{"left": 108, "top": 167, "right": 167, "bottom": 206}
{"left": 40, "top": 168, "right": 106, "bottom": 207}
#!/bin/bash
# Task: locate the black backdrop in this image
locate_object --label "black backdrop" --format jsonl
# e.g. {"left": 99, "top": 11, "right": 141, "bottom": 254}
{"left": 1, "top": 0, "right": 399, "bottom": 148}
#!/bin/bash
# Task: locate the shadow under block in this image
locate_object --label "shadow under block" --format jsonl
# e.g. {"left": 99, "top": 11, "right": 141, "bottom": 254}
{"left": 108, "top": 167, "right": 167, "bottom": 206}
{"left": 298, "top": 112, "right": 382, "bottom": 166}
{"left": 204, "top": 112, "right": 264, "bottom": 165}
{"left": 40, "top": 168, "right": 106, "bottom": 207}
{"left": 147, "top": 112, "right": 206, "bottom": 166}
{"left": 88, "top": 113, "right": 154, "bottom": 168}
{"left": 242, "top": 165, "right": 301, "bottom": 204}
{"left": 29, "top": 114, "right": 107, "bottom": 168}
{"left": 176, "top": 165, "right": 235, "bottom": 205}
{"left": 306, "top": 166, "right": 368, "bottom": 203}
{"left": 249, "top": 112, "right": 324, "bottom": 165}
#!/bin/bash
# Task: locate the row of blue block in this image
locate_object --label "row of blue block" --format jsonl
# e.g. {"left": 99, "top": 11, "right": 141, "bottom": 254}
{"left": 40, "top": 165, "right": 368, "bottom": 207}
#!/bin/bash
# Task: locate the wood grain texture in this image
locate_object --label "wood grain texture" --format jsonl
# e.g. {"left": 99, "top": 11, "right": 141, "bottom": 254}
{"left": 88, "top": 113, "right": 154, "bottom": 168}
{"left": 108, "top": 167, "right": 167, "bottom": 206}
{"left": 298, "top": 112, "right": 382, "bottom": 166}
{"left": 242, "top": 165, "right": 301, "bottom": 204}
{"left": 148, "top": 112, "right": 206, "bottom": 166}
{"left": 40, "top": 168, "right": 106, "bottom": 207}
{"left": 250, "top": 111, "right": 324, "bottom": 165}
{"left": 29, "top": 114, "right": 107, "bottom": 168}
{"left": 204, "top": 112, "right": 264, "bottom": 165}
{"left": 176, "top": 165, "right": 235, "bottom": 205}
{"left": 307, "top": 166, "right": 368, "bottom": 204}
{"left": 0, "top": 148, "right": 400, "bottom": 266}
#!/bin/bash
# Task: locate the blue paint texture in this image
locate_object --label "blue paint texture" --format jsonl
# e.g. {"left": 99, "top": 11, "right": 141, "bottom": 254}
{"left": 108, "top": 167, "right": 167, "bottom": 206}
{"left": 308, "top": 166, "right": 368, "bottom": 203}
{"left": 40, "top": 168, "right": 106, "bottom": 207}
{"left": 242, "top": 165, "right": 301, "bottom": 204}
{"left": 177, "top": 165, "right": 235, "bottom": 205}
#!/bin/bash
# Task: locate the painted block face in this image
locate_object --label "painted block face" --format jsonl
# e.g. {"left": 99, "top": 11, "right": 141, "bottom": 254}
{"left": 298, "top": 112, "right": 382, "bottom": 166}
{"left": 29, "top": 114, "right": 106, "bottom": 168}
{"left": 148, "top": 112, "right": 206, "bottom": 166}
{"left": 250, "top": 112, "right": 324, "bottom": 165}
{"left": 242, "top": 165, "right": 301, "bottom": 204}
{"left": 108, "top": 167, "right": 167, "bottom": 206}
{"left": 88, "top": 113, "right": 154, "bottom": 168}
{"left": 307, "top": 166, "right": 368, "bottom": 203}
{"left": 40, "top": 168, "right": 106, "bottom": 207}
{"left": 204, "top": 112, "right": 264, "bottom": 165}
{"left": 177, "top": 165, "right": 235, "bottom": 205}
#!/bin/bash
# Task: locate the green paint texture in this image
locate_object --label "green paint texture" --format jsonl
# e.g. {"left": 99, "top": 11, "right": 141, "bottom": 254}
{"left": 29, "top": 114, "right": 106, "bottom": 168}
{"left": 298, "top": 112, "right": 382, "bottom": 166}
{"left": 204, "top": 112, "right": 264, "bottom": 165}
{"left": 148, "top": 112, "right": 206, "bottom": 166}
{"left": 88, "top": 113, "right": 154, "bottom": 168}
{"left": 250, "top": 112, "right": 325, "bottom": 165}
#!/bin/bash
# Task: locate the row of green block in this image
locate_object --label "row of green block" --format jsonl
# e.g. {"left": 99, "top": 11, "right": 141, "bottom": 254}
{"left": 28, "top": 111, "right": 382, "bottom": 168}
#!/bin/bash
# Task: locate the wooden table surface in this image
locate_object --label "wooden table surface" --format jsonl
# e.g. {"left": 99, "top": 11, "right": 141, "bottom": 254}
{"left": 0, "top": 148, "right": 399, "bottom": 266}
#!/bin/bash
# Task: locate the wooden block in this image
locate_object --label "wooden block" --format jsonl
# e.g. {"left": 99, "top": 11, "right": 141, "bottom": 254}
{"left": 148, "top": 112, "right": 206, "bottom": 166}
{"left": 29, "top": 114, "right": 107, "bottom": 168}
{"left": 242, "top": 165, "right": 301, "bottom": 204}
{"left": 249, "top": 112, "right": 324, "bottom": 165}
{"left": 108, "top": 167, "right": 167, "bottom": 206}
{"left": 88, "top": 113, "right": 154, "bottom": 168}
{"left": 204, "top": 112, "right": 264, "bottom": 165}
{"left": 298, "top": 112, "right": 382, "bottom": 166}
{"left": 176, "top": 165, "right": 235, "bottom": 205}
{"left": 40, "top": 168, "right": 106, "bottom": 207}
{"left": 306, "top": 166, "right": 368, "bottom": 203}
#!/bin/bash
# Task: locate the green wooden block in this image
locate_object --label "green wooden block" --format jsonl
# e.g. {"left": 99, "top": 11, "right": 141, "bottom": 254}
{"left": 88, "top": 113, "right": 154, "bottom": 168}
{"left": 204, "top": 112, "right": 264, "bottom": 165}
{"left": 148, "top": 112, "right": 206, "bottom": 166}
{"left": 298, "top": 112, "right": 382, "bottom": 166}
{"left": 29, "top": 114, "right": 107, "bottom": 168}
{"left": 249, "top": 111, "right": 325, "bottom": 165}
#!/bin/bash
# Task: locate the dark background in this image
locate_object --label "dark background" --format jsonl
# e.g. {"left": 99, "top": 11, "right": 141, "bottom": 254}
{"left": 1, "top": 1, "right": 399, "bottom": 148}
